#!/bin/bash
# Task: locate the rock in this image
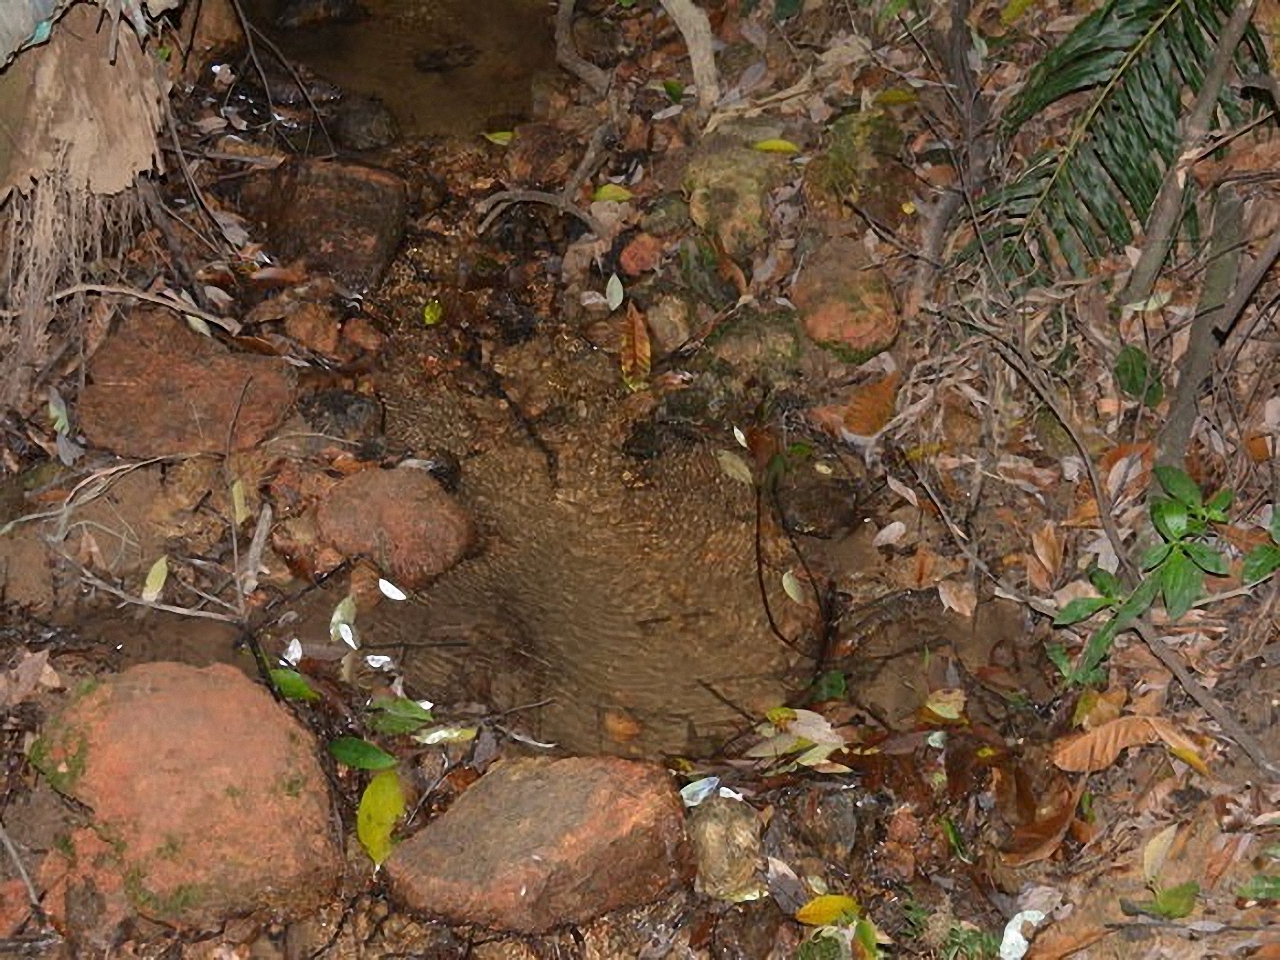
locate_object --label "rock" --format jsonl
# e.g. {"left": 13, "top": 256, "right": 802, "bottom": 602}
{"left": 330, "top": 93, "right": 400, "bottom": 152}
{"left": 791, "top": 236, "right": 899, "bottom": 363}
{"left": 296, "top": 389, "right": 384, "bottom": 442}
{"left": 240, "top": 159, "right": 409, "bottom": 291}
{"left": 385, "top": 757, "right": 687, "bottom": 932}
{"left": 644, "top": 294, "right": 692, "bottom": 356}
{"left": 31, "top": 663, "right": 342, "bottom": 946}
{"left": 683, "top": 128, "right": 792, "bottom": 260}
{"left": 315, "top": 466, "right": 473, "bottom": 588}
{"left": 276, "top": 0, "right": 363, "bottom": 29}
{"left": 688, "top": 797, "right": 764, "bottom": 901}
{"left": 341, "top": 316, "right": 386, "bottom": 354}
{"left": 284, "top": 301, "right": 343, "bottom": 357}
{"left": 0, "top": 878, "right": 30, "bottom": 937}
{"left": 802, "top": 110, "right": 914, "bottom": 228}
{"left": 79, "top": 308, "right": 296, "bottom": 457}
{"left": 619, "top": 232, "right": 664, "bottom": 276}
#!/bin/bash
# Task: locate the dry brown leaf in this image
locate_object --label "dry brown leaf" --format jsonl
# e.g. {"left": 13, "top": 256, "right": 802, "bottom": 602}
{"left": 620, "top": 302, "right": 651, "bottom": 391}
{"left": 1052, "top": 715, "right": 1207, "bottom": 773}
{"left": 811, "top": 373, "right": 901, "bottom": 440}
{"left": 1032, "top": 523, "right": 1062, "bottom": 580}
{"left": 910, "top": 546, "right": 937, "bottom": 589}
{"left": 1026, "top": 925, "right": 1114, "bottom": 959}
{"left": 937, "top": 579, "right": 977, "bottom": 618}
{"left": 1026, "top": 551, "right": 1052, "bottom": 594}
{"left": 1000, "top": 781, "right": 1084, "bottom": 867}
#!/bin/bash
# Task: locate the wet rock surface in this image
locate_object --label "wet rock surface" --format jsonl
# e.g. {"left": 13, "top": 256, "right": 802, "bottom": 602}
{"left": 316, "top": 465, "right": 474, "bottom": 587}
{"left": 240, "top": 159, "right": 409, "bottom": 290}
{"left": 31, "top": 662, "right": 342, "bottom": 945}
{"left": 78, "top": 308, "right": 297, "bottom": 457}
{"left": 386, "top": 757, "right": 687, "bottom": 932}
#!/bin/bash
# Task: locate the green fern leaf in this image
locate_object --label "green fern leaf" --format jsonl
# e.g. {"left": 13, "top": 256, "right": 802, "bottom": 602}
{"left": 978, "top": 0, "right": 1267, "bottom": 278}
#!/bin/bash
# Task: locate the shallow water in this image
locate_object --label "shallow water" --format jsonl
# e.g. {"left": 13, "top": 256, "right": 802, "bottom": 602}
{"left": 244, "top": 0, "right": 555, "bottom": 136}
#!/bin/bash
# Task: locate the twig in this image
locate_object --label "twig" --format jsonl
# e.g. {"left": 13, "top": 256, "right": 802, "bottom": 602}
{"left": 69, "top": 560, "right": 241, "bottom": 623}
{"left": 658, "top": 0, "right": 721, "bottom": 114}
{"left": 1156, "top": 189, "right": 1241, "bottom": 470}
{"left": 554, "top": 0, "right": 610, "bottom": 96}
{"left": 475, "top": 189, "right": 606, "bottom": 237}
{"left": 1123, "top": 0, "right": 1259, "bottom": 302}
{"left": 1132, "top": 619, "right": 1277, "bottom": 775}
{"left": 49, "top": 283, "right": 240, "bottom": 335}
{"left": 0, "top": 819, "right": 40, "bottom": 916}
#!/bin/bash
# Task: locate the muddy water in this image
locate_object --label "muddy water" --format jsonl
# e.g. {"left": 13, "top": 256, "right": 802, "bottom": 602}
{"left": 243, "top": 0, "right": 555, "bottom": 136}
{"left": 364, "top": 329, "right": 806, "bottom": 757}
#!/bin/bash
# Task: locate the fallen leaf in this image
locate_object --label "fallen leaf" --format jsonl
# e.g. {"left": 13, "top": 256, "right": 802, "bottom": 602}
{"left": 795, "top": 894, "right": 859, "bottom": 925}
{"left": 620, "top": 302, "right": 651, "bottom": 391}
{"left": 938, "top": 579, "right": 977, "bottom": 618}
{"left": 1052, "top": 716, "right": 1209, "bottom": 774}
{"left": 357, "top": 769, "right": 405, "bottom": 866}
{"left": 141, "top": 555, "right": 168, "bottom": 603}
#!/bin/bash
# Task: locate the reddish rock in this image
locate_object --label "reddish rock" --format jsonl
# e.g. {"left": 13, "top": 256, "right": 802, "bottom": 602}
{"left": 284, "top": 301, "right": 343, "bottom": 357}
{"left": 385, "top": 757, "right": 688, "bottom": 932}
{"left": 791, "top": 236, "right": 899, "bottom": 363}
{"left": 0, "top": 878, "right": 30, "bottom": 937}
{"left": 241, "top": 159, "right": 408, "bottom": 290}
{"left": 315, "top": 467, "right": 474, "bottom": 588}
{"left": 79, "top": 308, "right": 296, "bottom": 457}
{"left": 619, "top": 233, "right": 665, "bottom": 276}
{"left": 31, "top": 663, "right": 341, "bottom": 945}
{"left": 341, "top": 315, "right": 386, "bottom": 354}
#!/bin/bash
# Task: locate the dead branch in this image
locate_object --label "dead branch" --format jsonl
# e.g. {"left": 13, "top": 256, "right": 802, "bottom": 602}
{"left": 50, "top": 283, "right": 241, "bottom": 335}
{"left": 659, "top": 0, "right": 720, "bottom": 113}
{"left": 1123, "top": 0, "right": 1259, "bottom": 303}
{"left": 476, "top": 189, "right": 606, "bottom": 237}
{"left": 555, "top": 0, "right": 610, "bottom": 96}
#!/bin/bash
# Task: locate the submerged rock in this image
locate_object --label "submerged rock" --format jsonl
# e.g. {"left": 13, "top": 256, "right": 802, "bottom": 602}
{"left": 316, "top": 465, "right": 474, "bottom": 588}
{"left": 31, "top": 662, "right": 342, "bottom": 947}
{"left": 385, "top": 757, "right": 688, "bottom": 932}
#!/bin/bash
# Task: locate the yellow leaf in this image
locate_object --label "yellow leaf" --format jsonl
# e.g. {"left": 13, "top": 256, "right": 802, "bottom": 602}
{"left": 752, "top": 138, "right": 800, "bottom": 154}
{"left": 483, "top": 131, "right": 513, "bottom": 145}
{"left": 593, "top": 183, "right": 634, "bottom": 202}
{"left": 1000, "top": 0, "right": 1038, "bottom": 23}
{"left": 141, "top": 555, "right": 168, "bottom": 603}
{"left": 357, "top": 769, "right": 405, "bottom": 866}
{"left": 231, "top": 479, "right": 250, "bottom": 525}
{"left": 422, "top": 299, "right": 444, "bottom": 326}
{"left": 796, "top": 893, "right": 860, "bottom": 926}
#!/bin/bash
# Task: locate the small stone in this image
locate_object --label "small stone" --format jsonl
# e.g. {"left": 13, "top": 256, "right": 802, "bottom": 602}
{"left": 504, "top": 123, "right": 578, "bottom": 188}
{"left": 315, "top": 467, "right": 474, "bottom": 588}
{"left": 792, "top": 236, "right": 899, "bottom": 363}
{"left": 644, "top": 295, "right": 692, "bottom": 357}
{"left": 688, "top": 796, "right": 763, "bottom": 901}
{"left": 385, "top": 757, "right": 688, "bottom": 932}
{"left": 619, "top": 233, "right": 665, "bottom": 276}
{"left": 284, "top": 301, "right": 342, "bottom": 357}
{"left": 341, "top": 316, "right": 386, "bottom": 354}
{"left": 32, "top": 663, "right": 341, "bottom": 946}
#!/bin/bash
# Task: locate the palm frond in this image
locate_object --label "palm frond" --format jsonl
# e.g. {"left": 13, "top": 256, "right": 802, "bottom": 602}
{"left": 973, "top": 0, "right": 1268, "bottom": 280}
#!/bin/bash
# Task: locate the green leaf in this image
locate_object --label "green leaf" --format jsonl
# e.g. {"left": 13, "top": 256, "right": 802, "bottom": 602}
{"left": 811, "top": 671, "right": 847, "bottom": 701}
{"left": 1243, "top": 543, "right": 1280, "bottom": 584}
{"left": 1087, "top": 566, "right": 1123, "bottom": 599}
{"left": 1054, "top": 596, "right": 1114, "bottom": 625}
{"left": 1235, "top": 874, "right": 1280, "bottom": 901}
{"left": 357, "top": 769, "right": 405, "bottom": 866}
{"left": 1139, "top": 541, "right": 1173, "bottom": 570}
{"left": 482, "top": 131, "right": 513, "bottom": 145}
{"left": 593, "top": 183, "right": 634, "bottom": 202}
{"left": 1114, "top": 345, "right": 1163, "bottom": 406}
{"left": 1183, "top": 541, "right": 1227, "bottom": 576}
{"left": 1151, "top": 880, "right": 1198, "bottom": 919}
{"left": 369, "top": 697, "right": 434, "bottom": 735}
{"left": 1205, "top": 487, "right": 1233, "bottom": 518}
{"left": 1272, "top": 507, "right": 1280, "bottom": 545}
{"left": 141, "top": 555, "right": 168, "bottom": 603}
{"left": 1150, "top": 498, "right": 1188, "bottom": 541}
{"left": 1154, "top": 465, "right": 1203, "bottom": 508}
{"left": 752, "top": 138, "right": 801, "bottom": 154}
{"left": 1160, "top": 550, "right": 1203, "bottom": 620}
{"left": 421, "top": 299, "right": 444, "bottom": 326}
{"left": 328, "top": 736, "right": 398, "bottom": 770}
{"left": 662, "top": 79, "right": 685, "bottom": 102}
{"left": 605, "top": 272, "right": 625, "bottom": 311}
{"left": 269, "top": 669, "right": 319, "bottom": 702}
